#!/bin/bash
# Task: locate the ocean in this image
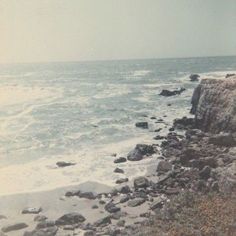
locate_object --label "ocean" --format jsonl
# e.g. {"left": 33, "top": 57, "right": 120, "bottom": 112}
{"left": 0, "top": 56, "right": 236, "bottom": 195}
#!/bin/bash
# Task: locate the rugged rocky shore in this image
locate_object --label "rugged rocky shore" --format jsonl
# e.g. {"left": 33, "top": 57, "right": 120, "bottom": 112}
{"left": 1, "top": 76, "right": 236, "bottom": 236}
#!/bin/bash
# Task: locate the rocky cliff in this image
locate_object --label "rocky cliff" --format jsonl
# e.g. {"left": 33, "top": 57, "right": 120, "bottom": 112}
{"left": 191, "top": 76, "right": 236, "bottom": 133}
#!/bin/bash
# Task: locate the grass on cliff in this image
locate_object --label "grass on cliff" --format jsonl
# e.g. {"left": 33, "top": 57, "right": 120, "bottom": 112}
{"left": 137, "top": 191, "right": 236, "bottom": 236}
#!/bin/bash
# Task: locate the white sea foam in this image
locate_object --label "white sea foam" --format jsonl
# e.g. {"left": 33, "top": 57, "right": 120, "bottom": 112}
{"left": 0, "top": 134, "right": 154, "bottom": 196}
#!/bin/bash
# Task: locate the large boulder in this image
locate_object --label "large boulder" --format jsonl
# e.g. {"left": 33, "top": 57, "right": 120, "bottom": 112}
{"left": 55, "top": 213, "right": 86, "bottom": 225}
{"left": 127, "top": 144, "right": 155, "bottom": 161}
{"left": 191, "top": 77, "right": 236, "bottom": 133}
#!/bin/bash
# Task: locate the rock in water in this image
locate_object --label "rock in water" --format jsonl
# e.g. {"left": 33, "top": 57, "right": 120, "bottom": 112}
{"left": 159, "top": 88, "right": 186, "bottom": 96}
{"left": 55, "top": 213, "right": 85, "bottom": 225}
{"left": 189, "top": 74, "right": 200, "bottom": 82}
{"left": 127, "top": 144, "right": 155, "bottom": 161}
{"left": 56, "top": 161, "right": 75, "bottom": 168}
{"left": 191, "top": 77, "right": 236, "bottom": 133}
{"left": 135, "top": 122, "right": 148, "bottom": 129}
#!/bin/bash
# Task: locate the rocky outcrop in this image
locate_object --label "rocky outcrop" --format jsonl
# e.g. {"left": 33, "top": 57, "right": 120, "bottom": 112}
{"left": 191, "top": 77, "right": 236, "bottom": 133}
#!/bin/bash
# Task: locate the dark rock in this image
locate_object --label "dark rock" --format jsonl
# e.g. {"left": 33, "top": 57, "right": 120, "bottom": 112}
{"left": 55, "top": 213, "right": 86, "bottom": 225}
{"left": 23, "top": 226, "right": 58, "bottom": 236}
{"left": 84, "top": 230, "right": 96, "bottom": 236}
{"left": 56, "top": 161, "right": 75, "bottom": 168}
{"left": 22, "top": 207, "right": 42, "bottom": 214}
{"left": 157, "top": 161, "right": 172, "bottom": 172}
{"left": 209, "top": 133, "right": 236, "bottom": 147}
{"left": 111, "top": 211, "right": 127, "bottom": 220}
{"left": 2, "top": 223, "right": 28, "bottom": 233}
{"left": 199, "top": 166, "right": 211, "bottom": 180}
{"left": 117, "top": 220, "right": 125, "bottom": 227}
{"left": 189, "top": 74, "right": 200, "bottom": 82}
{"left": 127, "top": 144, "right": 155, "bottom": 161}
{"left": 127, "top": 198, "right": 145, "bottom": 207}
{"left": 226, "top": 73, "right": 235, "bottom": 78}
{"left": 120, "top": 195, "right": 130, "bottom": 203}
{"left": 159, "top": 88, "right": 186, "bottom": 97}
{"left": 118, "top": 185, "right": 131, "bottom": 194}
{"left": 173, "top": 117, "right": 195, "bottom": 130}
{"left": 114, "top": 157, "right": 127, "bottom": 163}
{"left": 153, "top": 135, "right": 165, "bottom": 140}
{"left": 65, "top": 190, "right": 80, "bottom": 197}
{"left": 105, "top": 202, "right": 120, "bottom": 213}
{"left": 99, "top": 200, "right": 106, "bottom": 205}
{"left": 94, "top": 215, "right": 111, "bottom": 227}
{"left": 134, "top": 177, "right": 149, "bottom": 189}
{"left": 114, "top": 168, "right": 124, "bottom": 174}
{"left": 135, "top": 122, "right": 148, "bottom": 129}
{"left": 79, "top": 192, "right": 97, "bottom": 200}
{"left": 34, "top": 215, "right": 48, "bottom": 222}
{"left": 150, "top": 197, "right": 163, "bottom": 210}
{"left": 154, "top": 128, "right": 162, "bottom": 132}
{"left": 36, "top": 221, "right": 55, "bottom": 229}
{"left": 116, "top": 178, "right": 128, "bottom": 184}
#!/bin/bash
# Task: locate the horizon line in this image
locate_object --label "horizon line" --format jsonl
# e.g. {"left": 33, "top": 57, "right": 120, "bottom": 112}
{"left": 1, "top": 54, "right": 236, "bottom": 66}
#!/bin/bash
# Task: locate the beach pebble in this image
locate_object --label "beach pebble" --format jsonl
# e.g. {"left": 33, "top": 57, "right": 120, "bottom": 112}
{"left": 114, "top": 157, "right": 127, "bottom": 163}
{"left": 22, "top": 207, "right": 42, "bottom": 214}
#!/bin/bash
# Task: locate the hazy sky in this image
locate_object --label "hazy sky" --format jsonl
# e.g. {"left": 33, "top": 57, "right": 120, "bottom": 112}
{"left": 0, "top": 0, "right": 236, "bottom": 63}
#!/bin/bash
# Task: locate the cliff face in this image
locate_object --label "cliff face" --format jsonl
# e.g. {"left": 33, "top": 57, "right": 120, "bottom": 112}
{"left": 191, "top": 76, "right": 236, "bottom": 133}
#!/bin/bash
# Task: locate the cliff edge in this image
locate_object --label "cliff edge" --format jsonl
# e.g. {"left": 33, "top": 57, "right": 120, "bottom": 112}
{"left": 191, "top": 76, "right": 236, "bottom": 133}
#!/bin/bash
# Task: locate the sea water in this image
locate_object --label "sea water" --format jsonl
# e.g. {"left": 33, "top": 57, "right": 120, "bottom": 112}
{"left": 0, "top": 56, "right": 236, "bottom": 195}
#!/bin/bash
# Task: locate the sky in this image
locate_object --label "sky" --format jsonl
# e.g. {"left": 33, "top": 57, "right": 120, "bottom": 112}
{"left": 0, "top": 0, "right": 236, "bottom": 63}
